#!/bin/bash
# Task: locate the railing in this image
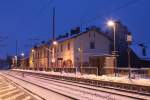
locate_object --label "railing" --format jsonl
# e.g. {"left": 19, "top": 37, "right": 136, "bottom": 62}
{"left": 115, "top": 68, "right": 150, "bottom": 78}
{"left": 13, "top": 66, "right": 150, "bottom": 77}
{"left": 15, "top": 67, "right": 98, "bottom": 75}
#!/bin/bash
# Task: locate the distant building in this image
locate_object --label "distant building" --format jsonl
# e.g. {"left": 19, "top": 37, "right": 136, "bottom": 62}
{"left": 107, "top": 21, "right": 150, "bottom": 68}
{"left": 29, "top": 27, "right": 115, "bottom": 74}
{"left": 29, "top": 44, "right": 49, "bottom": 70}
{"left": 131, "top": 44, "right": 150, "bottom": 68}
{"left": 20, "top": 57, "right": 29, "bottom": 69}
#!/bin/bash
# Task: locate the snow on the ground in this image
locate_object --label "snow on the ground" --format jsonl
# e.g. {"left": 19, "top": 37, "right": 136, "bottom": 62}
{"left": 0, "top": 71, "right": 73, "bottom": 100}
{"left": 13, "top": 69, "right": 150, "bottom": 86}
{"left": 1, "top": 71, "right": 138, "bottom": 100}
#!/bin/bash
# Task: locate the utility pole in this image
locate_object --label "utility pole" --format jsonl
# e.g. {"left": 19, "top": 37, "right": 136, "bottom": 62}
{"left": 16, "top": 40, "right": 18, "bottom": 56}
{"left": 81, "top": 41, "right": 83, "bottom": 74}
{"left": 52, "top": 7, "right": 55, "bottom": 40}
{"left": 50, "top": 7, "right": 57, "bottom": 70}
{"left": 15, "top": 40, "right": 18, "bottom": 68}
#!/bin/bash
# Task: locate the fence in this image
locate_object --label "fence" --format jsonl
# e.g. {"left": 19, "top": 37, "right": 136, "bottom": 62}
{"left": 16, "top": 67, "right": 98, "bottom": 75}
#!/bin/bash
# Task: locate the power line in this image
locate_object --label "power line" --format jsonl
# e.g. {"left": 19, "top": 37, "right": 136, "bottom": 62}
{"left": 81, "top": 0, "right": 141, "bottom": 25}
{"left": 58, "top": 0, "right": 141, "bottom": 34}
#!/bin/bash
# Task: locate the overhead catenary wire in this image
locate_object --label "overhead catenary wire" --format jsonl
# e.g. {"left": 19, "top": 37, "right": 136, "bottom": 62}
{"left": 57, "top": 0, "right": 141, "bottom": 35}
{"left": 81, "top": 0, "right": 141, "bottom": 25}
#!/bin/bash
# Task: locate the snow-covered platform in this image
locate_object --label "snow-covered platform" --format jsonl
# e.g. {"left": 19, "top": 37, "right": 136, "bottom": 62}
{"left": 11, "top": 69, "right": 150, "bottom": 97}
{"left": 2, "top": 70, "right": 150, "bottom": 100}
{"left": 12, "top": 69, "right": 150, "bottom": 86}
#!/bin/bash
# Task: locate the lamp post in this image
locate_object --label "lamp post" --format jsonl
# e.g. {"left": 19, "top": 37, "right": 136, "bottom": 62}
{"left": 21, "top": 52, "right": 25, "bottom": 69}
{"left": 78, "top": 48, "right": 83, "bottom": 73}
{"left": 78, "top": 40, "right": 83, "bottom": 74}
{"left": 14, "top": 56, "right": 17, "bottom": 68}
{"left": 31, "top": 49, "right": 35, "bottom": 70}
{"left": 127, "top": 34, "right": 132, "bottom": 78}
{"left": 52, "top": 40, "right": 58, "bottom": 70}
{"left": 107, "top": 20, "right": 117, "bottom": 76}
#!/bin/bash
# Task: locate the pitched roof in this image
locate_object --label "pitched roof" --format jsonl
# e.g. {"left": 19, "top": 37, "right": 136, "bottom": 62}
{"left": 57, "top": 29, "right": 110, "bottom": 43}
{"left": 32, "top": 27, "right": 111, "bottom": 48}
{"left": 131, "top": 45, "right": 150, "bottom": 60}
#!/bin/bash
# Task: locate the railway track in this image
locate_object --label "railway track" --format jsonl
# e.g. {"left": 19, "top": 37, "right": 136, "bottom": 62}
{"left": 3, "top": 70, "right": 150, "bottom": 100}
{"left": 0, "top": 71, "right": 75, "bottom": 100}
{"left": 12, "top": 70, "right": 150, "bottom": 95}
{"left": 0, "top": 74, "right": 42, "bottom": 100}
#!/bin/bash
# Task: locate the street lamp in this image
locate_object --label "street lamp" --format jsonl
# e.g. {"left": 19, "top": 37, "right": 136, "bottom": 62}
{"left": 127, "top": 34, "right": 132, "bottom": 78}
{"left": 31, "top": 49, "right": 36, "bottom": 70}
{"left": 53, "top": 41, "right": 58, "bottom": 45}
{"left": 107, "top": 20, "right": 117, "bottom": 76}
{"left": 107, "top": 20, "right": 115, "bottom": 27}
{"left": 52, "top": 40, "right": 58, "bottom": 69}
{"left": 107, "top": 20, "right": 116, "bottom": 53}
{"left": 21, "top": 52, "right": 25, "bottom": 69}
{"left": 14, "top": 56, "right": 17, "bottom": 68}
{"left": 78, "top": 47, "right": 83, "bottom": 74}
{"left": 31, "top": 49, "right": 35, "bottom": 53}
{"left": 21, "top": 52, "right": 25, "bottom": 57}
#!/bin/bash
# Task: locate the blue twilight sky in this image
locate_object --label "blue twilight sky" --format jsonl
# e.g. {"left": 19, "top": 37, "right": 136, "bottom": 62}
{"left": 0, "top": 0, "right": 150, "bottom": 58}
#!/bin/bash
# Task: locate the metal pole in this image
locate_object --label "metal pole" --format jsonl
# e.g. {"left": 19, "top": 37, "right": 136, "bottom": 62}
{"left": 52, "top": 7, "right": 56, "bottom": 70}
{"left": 128, "top": 44, "right": 131, "bottom": 78}
{"left": 80, "top": 41, "right": 83, "bottom": 74}
{"left": 47, "top": 47, "right": 49, "bottom": 71}
{"left": 113, "top": 25, "right": 116, "bottom": 54}
{"left": 52, "top": 47, "right": 55, "bottom": 68}
{"left": 16, "top": 40, "right": 18, "bottom": 56}
{"left": 52, "top": 7, "right": 55, "bottom": 40}
{"left": 113, "top": 25, "right": 117, "bottom": 77}
{"left": 15, "top": 40, "right": 18, "bottom": 68}
{"left": 127, "top": 34, "right": 132, "bottom": 78}
{"left": 15, "top": 56, "right": 17, "bottom": 68}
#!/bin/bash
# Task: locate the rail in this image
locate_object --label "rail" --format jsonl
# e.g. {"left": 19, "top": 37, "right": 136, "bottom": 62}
{"left": 9, "top": 70, "right": 150, "bottom": 99}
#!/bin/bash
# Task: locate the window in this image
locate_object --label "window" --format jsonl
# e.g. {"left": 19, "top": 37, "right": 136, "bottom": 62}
{"left": 68, "top": 42, "right": 70, "bottom": 50}
{"left": 90, "top": 41, "right": 95, "bottom": 49}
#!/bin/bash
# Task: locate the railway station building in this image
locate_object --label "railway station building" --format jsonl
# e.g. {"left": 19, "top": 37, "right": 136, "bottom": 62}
{"left": 29, "top": 27, "right": 115, "bottom": 74}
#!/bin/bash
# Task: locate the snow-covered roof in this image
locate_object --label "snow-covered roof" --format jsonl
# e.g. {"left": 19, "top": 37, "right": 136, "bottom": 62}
{"left": 131, "top": 45, "right": 150, "bottom": 60}
{"left": 57, "top": 32, "right": 82, "bottom": 42}
{"left": 57, "top": 29, "right": 110, "bottom": 43}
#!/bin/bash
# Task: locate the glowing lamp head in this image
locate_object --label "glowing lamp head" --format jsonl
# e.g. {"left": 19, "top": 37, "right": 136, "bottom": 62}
{"left": 14, "top": 56, "right": 17, "bottom": 60}
{"left": 21, "top": 53, "right": 25, "bottom": 57}
{"left": 107, "top": 20, "right": 115, "bottom": 27}
{"left": 53, "top": 41, "right": 58, "bottom": 45}
{"left": 31, "top": 49, "right": 35, "bottom": 53}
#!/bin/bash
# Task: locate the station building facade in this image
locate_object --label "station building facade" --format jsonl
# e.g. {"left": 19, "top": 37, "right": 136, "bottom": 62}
{"left": 29, "top": 27, "right": 115, "bottom": 74}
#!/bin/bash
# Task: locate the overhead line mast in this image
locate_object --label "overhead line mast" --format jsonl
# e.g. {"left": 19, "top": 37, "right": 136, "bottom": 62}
{"left": 52, "top": 7, "right": 55, "bottom": 40}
